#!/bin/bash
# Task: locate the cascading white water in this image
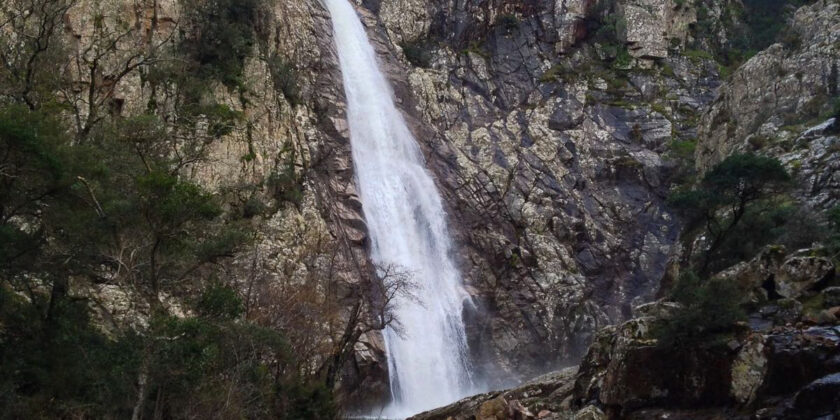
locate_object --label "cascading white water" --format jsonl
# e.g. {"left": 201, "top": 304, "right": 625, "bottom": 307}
{"left": 324, "top": 0, "right": 477, "bottom": 416}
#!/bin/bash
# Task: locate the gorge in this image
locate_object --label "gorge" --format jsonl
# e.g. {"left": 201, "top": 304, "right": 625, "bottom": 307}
{"left": 0, "top": 0, "right": 839, "bottom": 418}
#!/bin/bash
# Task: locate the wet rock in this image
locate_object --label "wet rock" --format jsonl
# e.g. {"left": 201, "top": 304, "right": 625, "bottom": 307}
{"left": 792, "top": 373, "right": 840, "bottom": 418}
{"left": 759, "top": 326, "right": 840, "bottom": 398}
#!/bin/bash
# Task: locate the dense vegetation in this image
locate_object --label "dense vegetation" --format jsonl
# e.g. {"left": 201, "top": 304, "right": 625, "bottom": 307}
{"left": 693, "top": 0, "right": 819, "bottom": 72}
{"left": 661, "top": 150, "right": 838, "bottom": 346}
{"left": 0, "top": 0, "right": 337, "bottom": 418}
{"left": 668, "top": 153, "right": 793, "bottom": 274}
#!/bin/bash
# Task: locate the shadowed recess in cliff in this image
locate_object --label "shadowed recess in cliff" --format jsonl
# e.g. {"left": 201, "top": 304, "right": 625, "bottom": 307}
{"left": 323, "top": 0, "right": 484, "bottom": 417}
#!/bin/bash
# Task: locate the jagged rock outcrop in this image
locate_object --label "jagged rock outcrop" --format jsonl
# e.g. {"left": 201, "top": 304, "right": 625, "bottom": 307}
{"left": 618, "top": 0, "right": 696, "bottom": 59}
{"left": 360, "top": 0, "right": 727, "bottom": 384}
{"left": 716, "top": 246, "right": 836, "bottom": 302}
{"left": 411, "top": 247, "right": 840, "bottom": 419}
{"left": 697, "top": 0, "right": 840, "bottom": 183}
{"left": 409, "top": 368, "right": 579, "bottom": 420}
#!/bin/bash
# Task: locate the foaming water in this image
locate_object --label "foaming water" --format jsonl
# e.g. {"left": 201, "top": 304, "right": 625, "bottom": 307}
{"left": 323, "top": 0, "right": 479, "bottom": 416}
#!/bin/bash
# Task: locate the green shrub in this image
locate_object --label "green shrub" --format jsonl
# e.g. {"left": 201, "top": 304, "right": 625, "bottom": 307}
{"left": 613, "top": 47, "right": 633, "bottom": 68}
{"left": 197, "top": 283, "right": 244, "bottom": 319}
{"left": 179, "top": 0, "right": 266, "bottom": 88}
{"left": 656, "top": 272, "right": 747, "bottom": 348}
{"left": 734, "top": 0, "right": 814, "bottom": 53}
{"left": 269, "top": 54, "right": 302, "bottom": 105}
{"left": 183, "top": 103, "right": 244, "bottom": 138}
{"left": 400, "top": 39, "right": 434, "bottom": 68}
{"left": 496, "top": 14, "right": 520, "bottom": 34}
{"left": 667, "top": 138, "right": 696, "bottom": 161}
{"left": 243, "top": 194, "right": 269, "bottom": 218}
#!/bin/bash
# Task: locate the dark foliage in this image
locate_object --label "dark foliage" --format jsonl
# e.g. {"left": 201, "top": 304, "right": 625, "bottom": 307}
{"left": 400, "top": 39, "right": 434, "bottom": 68}
{"left": 655, "top": 272, "right": 747, "bottom": 348}
{"left": 269, "top": 54, "right": 303, "bottom": 105}
{"left": 669, "top": 153, "right": 792, "bottom": 273}
{"left": 584, "top": 0, "right": 631, "bottom": 67}
{"left": 495, "top": 14, "right": 520, "bottom": 34}
{"left": 179, "top": 0, "right": 267, "bottom": 88}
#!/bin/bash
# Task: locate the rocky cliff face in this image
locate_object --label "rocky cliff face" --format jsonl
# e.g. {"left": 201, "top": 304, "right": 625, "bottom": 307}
{"left": 351, "top": 0, "right": 728, "bottom": 384}
{"left": 697, "top": 0, "right": 840, "bottom": 209}
{"left": 49, "top": 0, "right": 840, "bottom": 410}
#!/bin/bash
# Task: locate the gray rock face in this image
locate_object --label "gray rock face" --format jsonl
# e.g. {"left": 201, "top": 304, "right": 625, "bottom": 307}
{"left": 373, "top": 0, "right": 593, "bottom": 52}
{"left": 618, "top": 0, "right": 696, "bottom": 59}
{"left": 358, "top": 0, "right": 731, "bottom": 384}
{"left": 361, "top": 0, "right": 840, "bottom": 409}
{"left": 696, "top": 0, "right": 840, "bottom": 186}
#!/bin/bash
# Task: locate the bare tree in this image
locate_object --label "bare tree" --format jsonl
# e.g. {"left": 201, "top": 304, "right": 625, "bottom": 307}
{"left": 56, "top": 0, "right": 176, "bottom": 140}
{"left": 321, "top": 263, "right": 418, "bottom": 388}
{"left": 0, "top": 0, "right": 76, "bottom": 108}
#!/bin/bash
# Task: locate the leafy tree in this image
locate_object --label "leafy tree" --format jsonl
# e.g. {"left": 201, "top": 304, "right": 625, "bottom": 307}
{"left": 0, "top": 286, "right": 143, "bottom": 419}
{"left": 0, "top": 0, "right": 345, "bottom": 417}
{"left": 669, "top": 153, "right": 791, "bottom": 274}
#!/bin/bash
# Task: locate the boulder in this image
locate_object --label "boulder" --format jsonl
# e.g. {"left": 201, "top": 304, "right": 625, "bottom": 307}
{"left": 573, "top": 316, "right": 735, "bottom": 412}
{"left": 477, "top": 397, "right": 510, "bottom": 420}
{"left": 758, "top": 326, "right": 840, "bottom": 398}
{"left": 774, "top": 256, "right": 834, "bottom": 299}
{"left": 573, "top": 405, "right": 606, "bottom": 420}
{"left": 730, "top": 334, "right": 767, "bottom": 404}
{"left": 410, "top": 368, "right": 578, "bottom": 420}
{"left": 792, "top": 373, "right": 840, "bottom": 419}
{"left": 716, "top": 248, "right": 834, "bottom": 302}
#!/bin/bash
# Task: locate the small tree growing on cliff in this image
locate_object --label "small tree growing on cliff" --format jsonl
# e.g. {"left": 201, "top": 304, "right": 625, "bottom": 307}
{"left": 668, "top": 153, "right": 791, "bottom": 274}
{"left": 320, "top": 263, "right": 418, "bottom": 388}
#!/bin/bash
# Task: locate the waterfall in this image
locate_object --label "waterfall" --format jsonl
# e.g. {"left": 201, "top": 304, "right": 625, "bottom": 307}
{"left": 324, "top": 0, "right": 477, "bottom": 416}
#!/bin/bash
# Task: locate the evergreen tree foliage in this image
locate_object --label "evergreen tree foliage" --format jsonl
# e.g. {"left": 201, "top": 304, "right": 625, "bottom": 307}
{"left": 668, "top": 153, "right": 792, "bottom": 273}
